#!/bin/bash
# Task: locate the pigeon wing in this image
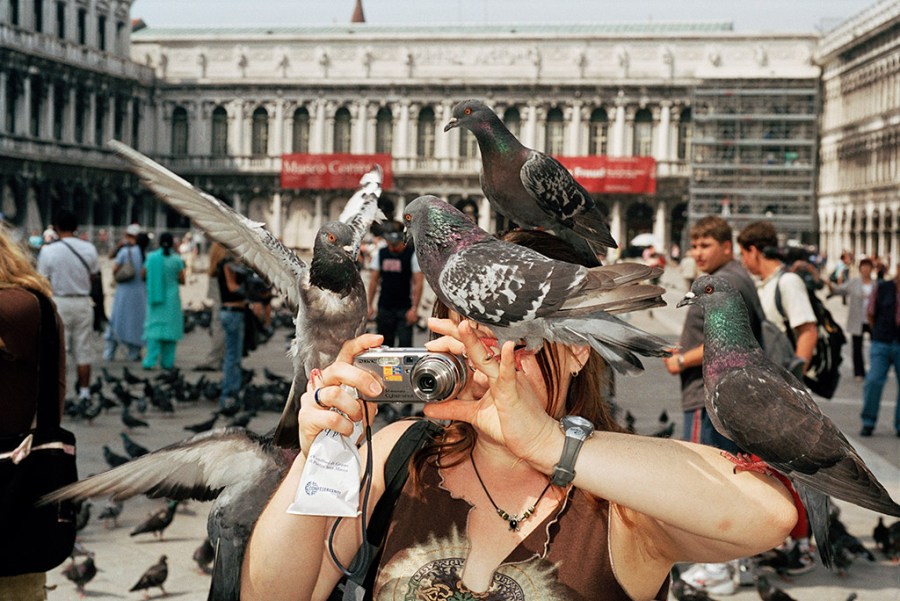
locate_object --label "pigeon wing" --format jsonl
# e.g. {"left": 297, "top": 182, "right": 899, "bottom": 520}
{"left": 41, "top": 428, "right": 279, "bottom": 504}
{"left": 520, "top": 151, "right": 617, "bottom": 249}
{"left": 338, "top": 164, "right": 385, "bottom": 259}
{"left": 437, "top": 241, "right": 586, "bottom": 327}
{"left": 109, "top": 141, "right": 306, "bottom": 314}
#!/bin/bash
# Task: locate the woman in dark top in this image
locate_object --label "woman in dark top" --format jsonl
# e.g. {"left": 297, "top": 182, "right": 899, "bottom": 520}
{"left": 0, "top": 225, "right": 66, "bottom": 599}
{"left": 242, "top": 232, "right": 797, "bottom": 601}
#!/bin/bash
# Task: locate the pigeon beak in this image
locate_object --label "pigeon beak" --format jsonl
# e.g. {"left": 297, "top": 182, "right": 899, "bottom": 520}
{"left": 342, "top": 244, "right": 354, "bottom": 254}
{"left": 676, "top": 291, "right": 696, "bottom": 308}
{"left": 443, "top": 118, "right": 459, "bottom": 132}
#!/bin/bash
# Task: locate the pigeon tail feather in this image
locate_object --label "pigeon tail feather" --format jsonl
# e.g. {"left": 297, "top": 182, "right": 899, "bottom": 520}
{"left": 795, "top": 483, "right": 833, "bottom": 570}
{"left": 787, "top": 458, "right": 900, "bottom": 517}
{"left": 571, "top": 211, "right": 618, "bottom": 249}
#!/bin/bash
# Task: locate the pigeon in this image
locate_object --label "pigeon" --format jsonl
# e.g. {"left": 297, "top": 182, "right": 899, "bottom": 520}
{"left": 193, "top": 537, "right": 215, "bottom": 574}
{"left": 109, "top": 140, "right": 384, "bottom": 449}
{"left": 828, "top": 506, "right": 875, "bottom": 566}
{"left": 755, "top": 575, "right": 797, "bottom": 601}
{"left": 97, "top": 499, "right": 124, "bottom": 528}
{"left": 62, "top": 555, "right": 97, "bottom": 596}
{"left": 121, "top": 432, "right": 150, "bottom": 458}
{"left": 103, "top": 444, "right": 130, "bottom": 468}
{"left": 624, "top": 410, "right": 636, "bottom": 434}
{"left": 659, "top": 409, "right": 669, "bottom": 424}
{"left": 185, "top": 413, "right": 220, "bottom": 434}
{"left": 74, "top": 500, "right": 92, "bottom": 532}
{"left": 650, "top": 420, "right": 675, "bottom": 438}
{"left": 670, "top": 565, "right": 718, "bottom": 601}
{"left": 123, "top": 366, "right": 149, "bottom": 386}
{"left": 444, "top": 98, "right": 616, "bottom": 266}
{"left": 121, "top": 408, "right": 149, "bottom": 430}
{"left": 402, "top": 195, "right": 669, "bottom": 374}
{"left": 873, "top": 516, "right": 891, "bottom": 554}
{"left": 130, "top": 555, "right": 168, "bottom": 599}
{"left": 130, "top": 500, "right": 180, "bottom": 539}
{"left": 678, "top": 274, "right": 900, "bottom": 569}
{"left": 41, "top": 427, "right": 293, "bottom": 601}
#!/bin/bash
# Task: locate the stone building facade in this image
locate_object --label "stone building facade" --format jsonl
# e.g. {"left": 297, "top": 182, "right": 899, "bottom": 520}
{"left": 816, "top": 0, "right": 900, "bottom": 271}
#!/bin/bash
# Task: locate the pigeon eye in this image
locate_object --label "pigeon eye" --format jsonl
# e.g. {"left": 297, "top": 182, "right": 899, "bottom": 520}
{"left": 327, "top": 233, "right": 336, "bottom": 243}
{"left": 404, "top": 213, "right": 411, "bottom": 222}
{"left": 704, "top": 285, "right": 714, "bottom": 294}
{"left": 464, "top": 107, "right": 472, "bottom": 115}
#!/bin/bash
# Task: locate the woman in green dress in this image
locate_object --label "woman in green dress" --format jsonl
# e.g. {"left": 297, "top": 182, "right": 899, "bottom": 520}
{"left": 142, "top": 232, "right": 185, "bottom": 370}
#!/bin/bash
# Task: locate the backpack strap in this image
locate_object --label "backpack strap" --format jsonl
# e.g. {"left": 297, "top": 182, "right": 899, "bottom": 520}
{"left": 772, "top": 269, "right": 790, "bottom": 329}
{"left": 335, "top": 419, "right": 443, "bottom": 601}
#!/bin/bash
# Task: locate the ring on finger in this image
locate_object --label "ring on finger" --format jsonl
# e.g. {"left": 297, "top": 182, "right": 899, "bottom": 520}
{"left": 482, "top": 351, "right": 495, "bottom": 364}
{"left": 314, "top": 387, "right": 327, "bottom": 408}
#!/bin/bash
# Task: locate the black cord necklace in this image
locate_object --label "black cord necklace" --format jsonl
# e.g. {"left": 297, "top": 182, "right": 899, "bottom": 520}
{"left": 470, "top": 453, "right": 553, "bottom": 532}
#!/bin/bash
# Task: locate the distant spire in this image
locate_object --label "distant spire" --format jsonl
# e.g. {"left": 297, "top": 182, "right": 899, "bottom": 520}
{"left": 350, "top": 0, "right": 365, "bottom": 23}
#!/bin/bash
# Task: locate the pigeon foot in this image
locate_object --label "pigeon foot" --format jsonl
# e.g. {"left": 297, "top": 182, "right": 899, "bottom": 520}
{"left": 720, "top": 451, "right": 773, "bottom": 475}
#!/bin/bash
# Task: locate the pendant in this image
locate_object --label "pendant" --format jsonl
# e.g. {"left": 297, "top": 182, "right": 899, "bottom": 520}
{"left": 508, "top": 519, "right": 519, "bottom": 531}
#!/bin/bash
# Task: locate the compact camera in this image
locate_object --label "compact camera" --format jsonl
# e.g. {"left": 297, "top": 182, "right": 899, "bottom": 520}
{"left": 353, "top": 347, "right": 468, "bottom": 403}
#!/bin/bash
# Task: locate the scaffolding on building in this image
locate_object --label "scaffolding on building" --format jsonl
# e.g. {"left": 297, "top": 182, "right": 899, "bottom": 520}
{"left": 688, "top": 82, "right": 819, "bottom": 241}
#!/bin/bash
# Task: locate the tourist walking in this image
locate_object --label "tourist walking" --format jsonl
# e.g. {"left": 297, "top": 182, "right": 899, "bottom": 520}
{"left": 104, "top": 225, "right": 146, "bottom": 361}
{"left": 142, "top": 233, "right": 185, "bottom": 370}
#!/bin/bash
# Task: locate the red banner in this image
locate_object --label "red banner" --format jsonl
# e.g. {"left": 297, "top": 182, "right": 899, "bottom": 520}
{"left": 555, "top": 156, "right": 656, "bottom": 195}
{"left": 281, "top": 154, "right": 393, "bottom": 190}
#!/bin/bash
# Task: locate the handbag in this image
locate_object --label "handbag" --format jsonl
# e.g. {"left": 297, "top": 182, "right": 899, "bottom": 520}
{"left": 0, "top": 290, "right": 78, "bottom": 576}
{"left": 114, "top": 246, "right": 137, "bottom": 283}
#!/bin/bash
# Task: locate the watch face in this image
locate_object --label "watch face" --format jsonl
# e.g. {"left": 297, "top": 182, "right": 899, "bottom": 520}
{"left": 562, "top": 415, "right": 594, "bottom": 440}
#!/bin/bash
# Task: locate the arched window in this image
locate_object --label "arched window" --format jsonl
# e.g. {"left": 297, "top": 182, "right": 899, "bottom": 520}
{"left": 94, "top": 96, "right": 106, "bottom": 146}
{"left": 5, "top": 74, "right": 19, "bottom": 134}
{"left": 333, "top": 106, "right": 351, "bottom": 153}
{"left": 545, "top": 107, "right": 565, "bottom": 155}
{"left": 633, "top": 108, "right": 653, "bottom": 156}
{"left": 29, "top": 76, "right": 42, "bottom": 137}
{"left": 74, "top": 86, "right": 86, "bottom": 143}
{"left": 375, "top": 107, "right": 393, "bottom": 154}
{"left": 170, "top": 106, "right": 188, "bottom": 155}
{"left": 292, "top": 107, "right": 310, "bottom": 153}
{"left": 588, "top": 108, "right": 608, "bottom": 156}
{"left": 251, "top": 106, "right": 268, "bottom": 156}
{"left": 503, "top": 107, "right": 521, "bottom": 139}
{"left": 211, "top": 106, "right": 228, "bottom": 156}
{"left": 677, "top": 108, "right": 692, "bottom": 160}
{"left": 416, "top": 106, "right": 435, "bottom": 158}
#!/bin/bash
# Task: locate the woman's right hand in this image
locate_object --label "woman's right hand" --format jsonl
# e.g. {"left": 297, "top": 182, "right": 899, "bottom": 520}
{"left": 297, "top": 333, "right": 385, "bottom": 454}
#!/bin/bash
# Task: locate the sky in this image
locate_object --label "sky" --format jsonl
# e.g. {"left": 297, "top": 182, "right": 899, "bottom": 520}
{"left": 131, "top": 0, "right": 877, "bottom": 33}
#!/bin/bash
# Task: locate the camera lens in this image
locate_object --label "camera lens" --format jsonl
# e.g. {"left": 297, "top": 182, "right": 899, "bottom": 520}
{"left": 410, "top": 355, "right": 467, "bottom": 402}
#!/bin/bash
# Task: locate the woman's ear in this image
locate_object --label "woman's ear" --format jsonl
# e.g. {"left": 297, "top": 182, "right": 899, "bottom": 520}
{"left": 567, "top": 344, "right": 590, "bottom": 376}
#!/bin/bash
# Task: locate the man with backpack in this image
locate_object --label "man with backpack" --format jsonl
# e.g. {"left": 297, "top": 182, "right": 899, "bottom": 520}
{"left": 737, "top": 220, "right": 818, "bottom": 574}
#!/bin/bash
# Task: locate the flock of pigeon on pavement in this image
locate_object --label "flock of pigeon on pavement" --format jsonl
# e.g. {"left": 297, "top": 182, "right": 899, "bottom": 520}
{"left": 42, "top": 100, "right": 900, "bottom": 599}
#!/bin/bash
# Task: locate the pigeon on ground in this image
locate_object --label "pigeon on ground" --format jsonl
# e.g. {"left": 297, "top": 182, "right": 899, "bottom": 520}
{"left": 41, "top": 428, "right": 293, "bottom": 601}
{"left": 103, "top": 444, "right": 130, "bottom": 468}
{"left": 873, "top": 517, "right": 891, "bottom": 554}
{"left": 110, "top": 140, "right": 383, "bottom": 449}
{"left": 98, "top": 499, "right": 124, "bottom": 528}
{"left": 130, "top": 500, "right": 179, "bottom": 539}
{"left": 755, "top": 575, "right": 797, "bottom": 601}
{"left": 828, "top": 506, "right": 875, "bottom": 567}
{"left": 624, "top": 410, "right": 636, "bottom": 434}
{"left": 121, "top": 432, "right": 150, "bottom": 458}
{"left": 130, "top": 555, "right": 168, "bottom": 599}
{"left": 74, "top": 500, "right": 92, "bottom": 532}
{"left": 678, "top": 274, "right": 900, "bottom": 569}
{"left": 444, "top": 99, "right": 616, "bottom": 266}
{"left": 62, "top": 555, "right": 97, "bottom": 596}
{"left": 185, "top": 413, "right": 219, "bottom": 434}
{"left": 403, "top": 195, "right": 669, "bottom": 373}
{"left": 193, "top": 537, "right": 215, "bottom": 575}
{"left": 650, "top": 420, "right": 675, "bottom": 438}
{"left": 121, "top": 408, "right": 149, "bottom": 430}
{"left": 123, "top": 366, "right": 149, "bottom": 386}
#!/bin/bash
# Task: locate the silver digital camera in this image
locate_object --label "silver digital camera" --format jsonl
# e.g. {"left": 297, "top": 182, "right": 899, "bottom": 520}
{"left": 353, "top": 347, "right": 467, "bottom": 403}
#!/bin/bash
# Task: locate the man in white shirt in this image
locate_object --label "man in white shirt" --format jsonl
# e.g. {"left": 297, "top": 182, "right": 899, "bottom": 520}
{"left": 37, "top": 209, "right": 100, "bottom": 401}
{"left": 737, "top": 221, "right": 818, "bottom": 370}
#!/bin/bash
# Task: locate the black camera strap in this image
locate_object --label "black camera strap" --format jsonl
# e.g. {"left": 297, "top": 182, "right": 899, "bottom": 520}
{"left": 330, "top": 419, "right": 443, "bottom": 601}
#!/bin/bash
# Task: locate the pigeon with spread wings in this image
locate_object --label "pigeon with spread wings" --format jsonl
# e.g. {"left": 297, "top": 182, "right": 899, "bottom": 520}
{"left": 109, "top": 141, "right": 383, "bottom": 448}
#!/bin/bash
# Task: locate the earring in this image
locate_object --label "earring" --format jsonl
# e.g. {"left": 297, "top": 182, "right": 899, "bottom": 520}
{"left": 570, "top": 369, "right": 581, "bottom": 378}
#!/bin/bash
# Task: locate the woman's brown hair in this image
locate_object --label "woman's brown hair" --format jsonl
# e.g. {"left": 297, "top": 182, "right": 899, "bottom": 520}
{"left": 0, "top": 225, "right": 52, "bottom": 297}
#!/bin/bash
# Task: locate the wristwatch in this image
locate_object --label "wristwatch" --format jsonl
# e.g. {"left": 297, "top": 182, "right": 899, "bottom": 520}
{"left": 550, "top": 415, "right": 595, "bottom": 487}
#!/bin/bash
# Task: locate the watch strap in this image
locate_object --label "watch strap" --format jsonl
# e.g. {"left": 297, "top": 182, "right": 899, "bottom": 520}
{"left": 550, "top": 435, "right": 585, "bottom": 487}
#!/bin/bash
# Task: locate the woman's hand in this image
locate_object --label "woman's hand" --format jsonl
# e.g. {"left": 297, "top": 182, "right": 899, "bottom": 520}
{"left": 423, "top": 318, "right": 558, "bottom": 464}
{"left": 297, "top": 333, "right": 384, "bottom": 454}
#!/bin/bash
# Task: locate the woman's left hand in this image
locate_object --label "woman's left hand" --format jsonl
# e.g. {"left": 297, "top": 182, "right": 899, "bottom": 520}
{"left": 423, "top": 318, "right": 559, "bottom": 464}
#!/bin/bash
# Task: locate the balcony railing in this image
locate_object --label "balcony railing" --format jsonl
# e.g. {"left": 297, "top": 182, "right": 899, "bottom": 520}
{"left": 0, "top": 23, "right": 154, "bottom": 84}
{"left": 0, "top": 134, "right": 123, "bottom": 168}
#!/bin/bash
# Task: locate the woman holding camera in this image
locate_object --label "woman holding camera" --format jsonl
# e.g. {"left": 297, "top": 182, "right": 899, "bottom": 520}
{"left": 243, "top": 227, "right": 795, "bottom": 600}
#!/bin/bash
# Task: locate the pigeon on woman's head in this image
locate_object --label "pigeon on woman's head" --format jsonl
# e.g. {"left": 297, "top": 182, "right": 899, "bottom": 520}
{"left": 403, "top": 195, "right": 669, "bottom": 374}
{"left": 443, "top": 98, "right": 616, "bottom": 266}
{"left": 679, "top": 273, "right": 900, "bottom": 569}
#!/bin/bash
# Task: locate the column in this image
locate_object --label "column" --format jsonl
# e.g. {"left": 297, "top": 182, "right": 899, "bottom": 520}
{"left": 653, "top": 199, "right": 668, "bottom": 254}
{"left": 312, "top": 99, "right": 327, "bottom": 153}
{"left": 271, "top": 191, "right": 282, "bottom": 239}
{"left": 365, "top": 103, "right": 378, "bottom": 154}
{"left": 351, "top": 99, "right": 367, "bottom": 154}
{"left": 656, "top": 102, "right": 671, "bottom": 165}
{"left": 273, "top": 99, "right": 284, "bottom": 156}
{"left": 436, "top": 100, "right": 452, "bottom": 160}
{"left": 43, "top": 81, "right": 54, "bottom": 140}
{"left": 323, "top": 102, "right": 335, "bottom": 153}
{"left": 63, "top": 83, "right": 76, "bottom": 143}
{"left": 523, "top": 102, "right": 538, "bottom": 148}
{"left": 0, "top": 72, "right": 6, "bottom": 133}
{"left": 86, "top": 91, "right": 98, "bottom": 147}
{"left": 477, "top": 196, "right": 491, "bottom": 231}
{"left": 228, "top": 100, "right": 241, "bottom": 156}
{"left": 395, "top": 99, "right": 410, "bottom": 160}
{"left": 565, "top": 101, "right": 582, "bottom": 156}
{"left": 609, "top": 199, "right": 623, "bottom": 254}
{"left": 19, "top": 76, "right": 31, "bottom": 136}
{"left": 156, "top": 101, "right": 169, "bottom": 156}
{"left": 106, "top": 95, "right": 116, "bottom": 145}
{"left": 121, "top": 95, "right": 133, "bottom": 145}
{"left": 623, "top": 107, "right": 636, "bottom": 157}
{"left": 283, "top": 106, "right": 295, "bottom": 153}
{"left": 314, "top": 194, "right": 323, "bottom": 230}
{"left": 611, "top": 101, "right": 626, "bottom": 157}
{"left": 233, "top": 192, "right": 243, "bottom": 216}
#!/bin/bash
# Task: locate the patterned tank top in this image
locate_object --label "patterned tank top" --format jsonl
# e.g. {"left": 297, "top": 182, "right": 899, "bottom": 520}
{"left": 373, "top": 460, "right": 668, "bottom": 601}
